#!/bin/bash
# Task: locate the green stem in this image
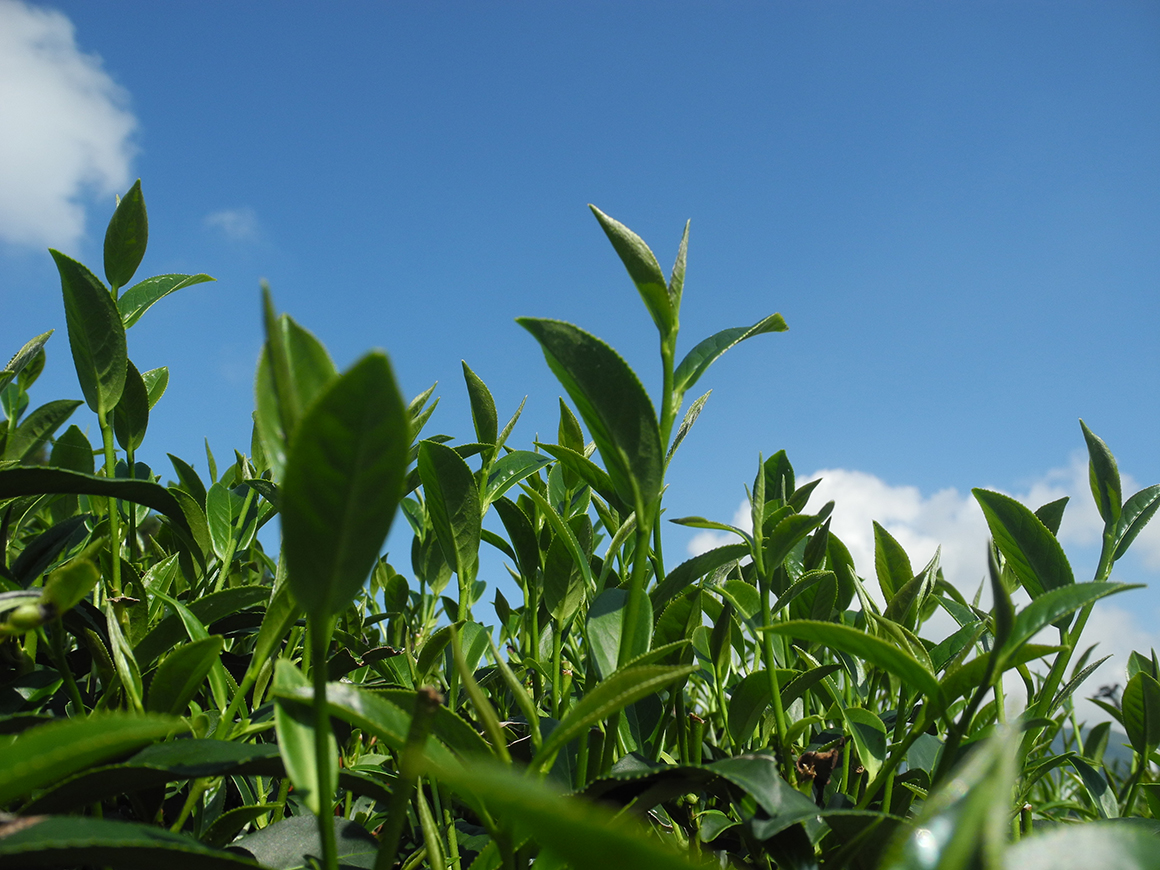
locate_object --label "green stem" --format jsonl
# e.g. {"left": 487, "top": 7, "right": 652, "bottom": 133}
{"left": 310, "top": 618, "right": 339, "bottom": 870}
{"left": 616, "top": 521, "right": 653, "bottom": 668}
{"left": 550, "top": 624, "right": 562, "bottom": 720}
{"left": 759, "top": 585, "right": 791, "bottom": 780}
{"left": 49, "top": 624, "right": 85, "bottom": 715}
{"left": 97, "top": 411, "right": 122, "bottom": 597}
{"left": 376, "top": 686, "right": 441, "bottom": 870}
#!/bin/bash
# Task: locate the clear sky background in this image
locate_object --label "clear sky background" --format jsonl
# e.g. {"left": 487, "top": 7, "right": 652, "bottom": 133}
{"left": 1, "top": 1, "right": 1158, "bottom": 718}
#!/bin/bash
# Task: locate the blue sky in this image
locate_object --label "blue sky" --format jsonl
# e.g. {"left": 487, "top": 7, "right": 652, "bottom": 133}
{"left": 2, "top": 1, "right": 1158, "bottom": 710}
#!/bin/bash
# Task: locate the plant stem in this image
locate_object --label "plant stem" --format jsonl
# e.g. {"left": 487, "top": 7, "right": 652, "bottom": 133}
{"left": 310, "top": 617, "right": 339, "bottom": 870}
{"left": 97, "top": 410, "right": 122, "bottom": 597}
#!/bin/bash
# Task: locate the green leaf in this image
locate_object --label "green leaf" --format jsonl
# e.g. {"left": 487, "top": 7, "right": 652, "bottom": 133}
{"left": 118, "top": 273, "right": 216, "bottom": 328}
{"left": 1067, "top": 756, "right": 1119, "bottom": 819}
{"left": 1003, "top": 583, "right": 1138, "bottom": 664}
{"left": 0, "top": 816, "right": 261, "bottom": 869}
{"left": 532, "top": 663, "right": 693, "bottom": 771}
{"left": 1035, "top": 496, "right": 1069, "bottom": 536}
{"left": 1002, "top": 821, "right": 1160, "bottom": 870}
{"left": 141, "top": 366, "right": 169, "bottom": 409}
{"left": 134, "top": 586, "right": 269, "bottom": 667}
{"left": 535, "top": 441, "right": 625, "bottom": 512}
{"left": 417, "top": 440, "right": 481, "bottom": 583}
{"left": 517, "top": 318, "right": 663, "bottom": 514}
{"left": 672, "top": 313, "right": 788, "bottom": 400}
{"left": 1081, "top": 419, "right": 1122, "bottom": 527}
{"left": 104, "top": 179, "right": 148, "bottom": 289}
{"left": 426, "top": 755, "right": 702, "bottom": 870}
{"left": 113, "top": 359, "right": 150, "bottom": 452}
{"left": 146, "top": 635, "right": 224, "bottom": 715}
{"left": 0, "top": 713, "right": 182, "bottom": 805}
{"left": 844, "top": 707, "right": 888, "bottom": 781}
{"left": 544, "top": 516, "right": 590, "bottom": 625}
{"left": 1114, "top": 484, "right": 1160, "bottom": 562}
{"left": 205, "top": 481, "right": 249, "bottom": 562}
{"left": 0, "top": 466, "right": 195, "bottom": 539}
{"left": 483, "top": 450, "right": 551, "bottom": 505}
{"left": 231, "top": 815, "right": 379, "bottom": 870}
{"left": 589, "top": 205, "right": 675, "bottom": 337}
{"left": 462, "top": 360, "right": 498, "bottom": 447}
{"left": 254, "top": 302, "right": 338, "bottom": 480}
{"left": 3, "top": 398, "right": 81, "bottom": 461}
{"left": 974, "top": 489, "right": 1075, "bottom": 601}
{"left": 1122, "top": 671, "right": 1160, "bottom": 758}
{"left": 39, "top": 556, "right": 100, "bottom": 614}
{"left": 650, "top": 543, "right": 748, "bottom": 613}
{"left": 0, "top": 330, "right": 53, "bottom": 394}
{"left": 272, "top": 660, "right": 337, "bottom": 817}
{"left": 282, "top": 352, "right": 409, "bottom": 617}
{"left": 874, "top": 521, "right": 913, "bottom": 603}
{"left": 51, "top": 249, "right": 126, "bottom": 417}
{"left": 588, "top": 588, "right": 653, "bottom": 680}
{"left": 666, "top": 389, "right": 710, "bottom": 466}
{"left": 762, "top": 620, "right": 942, "bottom": 702}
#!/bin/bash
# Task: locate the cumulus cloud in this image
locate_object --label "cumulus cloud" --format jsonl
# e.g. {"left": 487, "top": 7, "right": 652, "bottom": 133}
{"left": 204, "top": 207, "right": 259, "bottom": 241}
{"left": 0, "top": 0, "right": 136, "bottom": 249}
{"left": 686, "top": 454, "right": 1160, "bottom": 722}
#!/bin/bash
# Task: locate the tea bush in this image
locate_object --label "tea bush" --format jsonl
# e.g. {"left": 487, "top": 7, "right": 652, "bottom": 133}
{"left": 0, "top": 182, "right": 1157, "bottom": 869}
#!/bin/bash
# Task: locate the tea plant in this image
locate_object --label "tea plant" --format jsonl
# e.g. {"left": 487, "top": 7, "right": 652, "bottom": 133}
{"left": 0, "top": 182, "right": 1157, "bottom": 870}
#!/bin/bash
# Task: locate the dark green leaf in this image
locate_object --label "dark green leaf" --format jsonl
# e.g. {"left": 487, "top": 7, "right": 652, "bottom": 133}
{"left": 672, "top": 313, "right": 787, "bottom": 400}
{"left": 113, "top": 359, "right": 150, "bottom": 452}
{"left": 118, "top": 273, "right": 215, "bottom": 328}
{"left": 0, "top": 713, "right": 182, "bottom": 805}
{"left": 417, "top": 440, "right": 481, "bottom": 583}
{"left": 0, "top": 816, "right": 261, "bottom": 869}
{"left": 974, "top": 489, "right": 1075, "bottom": 601}
{"left": 146, "top": 635, "right": 223, "bottom": 715}
{"left": 1114, "top": 485, "right": 1160, "bottom": 562}
{"left": 462, "top": 360, "right": 498, "bottom": 447}
{"left": 134, "top": 586, "right": 268, "bottom": 667}
{"left": 1004, "top": 583, "right": 1138, "bottom": 664}
{"left": 589, "top": 205, "right": 674, "bottom": 337}
{"left": 1122, "top": 671, "right": 1160, "bottom": 758}
{"left": 231, "top": 815, "right": 378, "bottom": 870}
{"left": 1067, "top": 756, "right": 1119, "bottom": 819}
{"left": 517, "top": 318, "right": 662, "bottom": 514}
{"left": 1081, "top": 419, "right": 1122, "bottom": 527}
{"left": 873, "top": 521, "right": 912, "bottom": 603}
{"left": 1035, "top": 497, "right": 1069, "bottom": 536}
{"left": 104, "top": 179, "right": 148, "bottom": 289}
{"left": 3, "top": 399, "right": 81, "bottom": 462}
{"left": 51, "top": 249, "right": 126, "bottom": 416}
{"left": 283, "top": 352, "right": 409, "bottom": 616}
{"left": 0, "top": 330, "right": 53, "bottom": 394}
{"left": 484, "top": 450, "right": 552, "bottom": 504}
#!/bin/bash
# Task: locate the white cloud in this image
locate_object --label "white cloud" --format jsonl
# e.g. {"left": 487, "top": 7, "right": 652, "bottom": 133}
{"left": 0, "top": 0, "right": 136, "bottom": 248}
{"left": 204, "top": 207, "right": 259, "bottom": 241}
{"left": 686, "top": 454, "right": 1160, "bottom": 722}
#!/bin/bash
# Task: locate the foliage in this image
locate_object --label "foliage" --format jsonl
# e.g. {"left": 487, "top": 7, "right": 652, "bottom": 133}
{"left": 0, "top": 183, "right": 1157, "bottom": 870}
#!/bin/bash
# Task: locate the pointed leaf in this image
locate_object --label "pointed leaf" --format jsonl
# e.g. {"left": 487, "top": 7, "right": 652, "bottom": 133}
{"left": 118, "top": 273, "right": 215, "bottom": 328}
{"left": 1122, "top": 671, "right": 1160, "bottom": 757}
{"left": 462, "top": 360, "right": 498, "bottom": 446}
{"left": 282, "top": 352, "right": 409, "bottom": 616}
{"left": 762, "top": 620, "right": 942, "bottom": 701}
{"left": 418, "top": 440, "right": 481, "bottom": 583}
{"left": 974, "top": 489, "right": 1075, "bottom": 600}
{"left": 104, "top": 179, "right": 148, "bottom": 289}
{"left": 1004, "top": 583, "right": 1138, "bottom": 662}
{"left": 589, "top": 205, "right": 674, "bottom": 337}
{"left": 1114, "top": 484, "right": 1160, "bottom": 562}
{"left": 113, "top": 359, "right": 150, "bottom": 452}
{"left": 874, "top": 521, "right": 913, "bottom": 603}
{"left": 0, "top": 330, "right": 53, "bottom": 394}
{"left": 0, "top": 713, "right": 182, "bottom": 804}
{"left": 517, "top": 318, "right": 662, "bottom": 513}
{"left": 672, "top": 313, "right": 787, "bottom": 399}
{"left": 1081, "top": 419, "right": 1121, "bottom": 526}
{"left": 3, "top": 398, "right": 81, "bottom": 461}
{"left": 146, "top": 635, "right": 224, "bottom": 715}
{"left": 844, "top": 707, "right": 888, "bottom": 781}
{"left": 51, "top": 249, "right": 126, "bottom": 416}
{"left": 483, "top": 450, "right": 552, "bottom": 504}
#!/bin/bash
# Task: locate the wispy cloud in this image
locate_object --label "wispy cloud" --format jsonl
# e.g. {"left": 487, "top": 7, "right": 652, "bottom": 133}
{"left": 0, "top": 0, "right": 136, "bottom": 249}
{"left": 204, "top": 207, "right": 260, "bottom": 241}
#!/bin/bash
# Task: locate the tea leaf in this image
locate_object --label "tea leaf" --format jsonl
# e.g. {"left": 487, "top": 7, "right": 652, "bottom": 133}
{"left": 672, "top": 312, "right": 787, "bottom": 401}
{"left": 518, "top": 318, "right": 663, "bottom": 514}
{"left": 1003, "top": 583, "right": 1139, "bottom": 664}
{"left": 844, "top": 706, "right": 888, "bottom": 781}
{"left": 146, "top": 635, "right": 224, "bottom": 715}
{"left": 1067, "top": 756, "right": 1119, "bottom": 819}
{"left": 974, "top": 489, "right": 1075, "bottom": 601}
{"left": 282, "top": 352, "right": 409, "bottom": 617}
{"left": 118, "top": 273, "right": 216, "bottom": 328}
{"left": 1121, "top": 671, "right": 1160, "bottom": 758}
{"left": 762, "top": 620, "right": 942, "bottom": 701}
{"left": 874, "top": 521, "right": 913, "bottom": 603}
{"left": 1113, "top": 484, "right": 1160, "bottom": 562}
{"left": 104, "top": 179, "right": 148, "bottom": 289}
{"left": 3, "top": 398, "right": 81, "bottom": 461}
{"left": 1081, "top": 419, "right": 1121, "bottom": 527}
{"left": 418, "top": 440, "right": 481, "bottom": 585}
{"left": 462, "top": 360, "right": 498, "bottom": 447}
{"left": 113, "top": 359, "right": 150, "bottom": 452}
{"left": 484, "top": 450, "right": 551, "bottom": 504}
{"left": 589, "top": 205, "right": 674, "bottom": 337}
{"left": 272, "top": 660, "right": 337, "bottom": 816}
{"left": 531, "top": 663, "right": 696, "bottom": 771}
{"left": 0, "top": 330, "right": 53, "bottom": 394}
{"left": 51, "top": 249, "right": 126, "bottom": 416}
{"left": 0, "top": 714, "right": 182, "bottom": 805}
{"left": 0, "top": 816, "right": 261, "bottom": 868}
